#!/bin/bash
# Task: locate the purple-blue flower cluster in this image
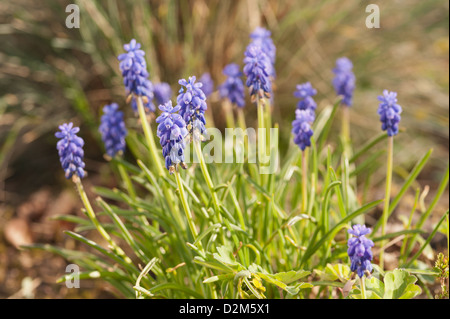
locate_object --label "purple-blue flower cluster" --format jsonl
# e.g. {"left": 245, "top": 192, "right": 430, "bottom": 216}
{"left": 177, "top": 76, "right": 208, "bottom": 139}
{"left": 55, "top": 122, "right": 86, "bottom": 179}
{"left": 347, "top": 224, "right": 374, "bottom": 278}
{"left": 199, "top": 73, "right": 214, "bottom": 98}
{"left": 294, "top": 82, "right": 317, "bottom": 117}
{"left": 99, "top": 103, "right": 128, "bottom": 157}
{"left": 243, "top": 44, "right": 272, "bottom": 102}
{"left": 292, "top": 82, "right": 317, "bottom": 151}
{"left": 118, "top": 39, "right": 155, "bottom": 113}
{"left": 153, "top": 82, "right": 173, "bottom": 106}
{"left": 249, "top": 27, "right": 276, "bottom": 78}
{"left": 377, "top": 90, "right": 402, "bottom": 137}
{"left": 292, "top": 109, "right": 314, "bottom": 151}
{"left": 332, "top": 57, "right": 356, "bottom": 107}
{"left": 156, "top": 101, "right": 188, "bottom": 172}
{"left": 219, "top": 63, "right": 245, "bottom": 108}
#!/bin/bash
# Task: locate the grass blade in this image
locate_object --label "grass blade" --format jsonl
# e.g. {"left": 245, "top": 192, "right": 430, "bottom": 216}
{"left": 403, "top": 210, "right": 449, "bottom": 268}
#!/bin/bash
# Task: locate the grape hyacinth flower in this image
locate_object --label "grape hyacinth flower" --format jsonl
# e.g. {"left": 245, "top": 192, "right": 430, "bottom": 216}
{"left": 347, "top": 224, "right": 374, "bottom": 278}
{"left": 153, "top": 82, "right": 173, "bottom": 106}
{"left": 56, "top": 125, "right": 130, "bottom": 262}
{"left": 293, "top": 107, "right": 315, "bottom": 213}
{"left": 199, "top": 73, "right": 214, "bottom": 98}
{"left": 118, "top": 39, "right": 155, "bottom": 113}
{"left": 219, "top": 63, "right": 245, "bottom": 108}
{"left": 177, "top": 76, "right": 208, "bottom": 139}
{"left": 332, "top": 57, "right": 356, "bottom": 107}
{"left": 156, "top": 101, "right": 189, "bottom": 173}
{"left": 378, "top": 90, "right": 402, "bottom": 268}
{"left": 292, "top": 109, "right": 314, "bottom": 151}
{"left": 99, "top": 103, "right": 128, "bottom": 158}
{"left": 243, "top": 43, "right": 272, "bottom": 103}
{"left": 377, "top": 90, "right": 402, "bottom": 137}
{"left": 55, "top": 122, "right": 86, "bottom": 179}
{"left": 249, "top": 27, "right": 276, "bottom": 78}
{"left": 294, "top": 82, "right": 318, "bottom": 117}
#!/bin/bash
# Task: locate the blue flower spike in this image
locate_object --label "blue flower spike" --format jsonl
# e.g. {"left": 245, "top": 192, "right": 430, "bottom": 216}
{"left": 292, "top": 109, "right": 314, "bottom": 151}
{"left": 347, "top": 224, "right": 374, "bottom": 278}
{"left": 243, "top": 43, "right": 272, "bottom": 103}
{"left": 219, "top": 63, "right": 245, "bottom": 108}
{"left": 249, "top": 27, "right": 276, "bottom": 78}
{"left": 55, "top": 122, "right": 86, "bottom": 180}
{"left": 177, "top": 76, "right": 208, "bottom": 142}
{"left": 156, "top": 101, "right": 189, "bottom": 173}
{"left": 199, "top": 73, "right": 214, "bottom": 98}
{"left": 377, "top": 90, "right": 402, "bottom": 137}
{"left": 332, "top": 57, "right": 356, "bottom": 107}
{"left": 118, "top": 39, "right": 155, "bottom": 113}
{"left": 99, "top": 103, "right": 128, "bottom": 158}
{"left": 294, "top": 82, "right": 318, "bottom": 118}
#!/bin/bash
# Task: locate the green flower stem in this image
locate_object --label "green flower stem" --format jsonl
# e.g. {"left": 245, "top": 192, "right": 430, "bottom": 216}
{"left": 223, "top": 99, "right": 236, "bottom": 129}
{"left": 174, "top": 169, "right": 202, "bottom": 250}
{"left": 74, "top": 178, "right": 110, "bottom": 242}
{"left": 74, "top": 177, "right": 132, "bottom": 264}
{"left": 193, "top": 139, "right": 225, "bottom": 245}
{"left": 380, "top": 136, "right": 394, "bottom": 270}
{"left": 264, "top": 99, "right": 275, "bottom": 238}
{"left": 301, "top": 150, "right": 308, "bottom": 214}
{"left": 136, "top": 96, "right": 164, "bottom": 176}
{"left": 256, "top": 97, "right": 268, "bottom": 240}
{"left": 136, "top": 96, "right": 184, "bottom": 231}
{"left": 193, "top": 138, "right": 221, "bottom": 214}
{"left": 115, "top": 157, "right": 137, "bottom": 200}
{"left": 237, "top": 107, "right": 247, "bottom": 131}
{"left": 341, "top": 105, "right": 351, "bottom": 149}
{"left": 360, "top": 276, "right": 367, "bottom": 299}
{"left": 236, "top": 107, "right": 250, "bottom": 170}
{"left": 296, "top": 149, "right": 309, "bottom": 244}
{"left": 257, "top": 98, "right": 266, "bottom": 186}
{"left": 205, "top": 109, "right": 216, "bottom": 132}
{"left": 264, "top": 99, "right": 272, "bottom": 145}
{"left": 341, "top": 105, "right": 357, "bottom": 194}
{"left": 257, "top": 98, "right": 265, "bottom": 137}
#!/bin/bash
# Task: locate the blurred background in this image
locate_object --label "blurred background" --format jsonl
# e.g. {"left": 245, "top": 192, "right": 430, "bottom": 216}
{"left": 0, "top": 0, "right": 448, "bottom": 298}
